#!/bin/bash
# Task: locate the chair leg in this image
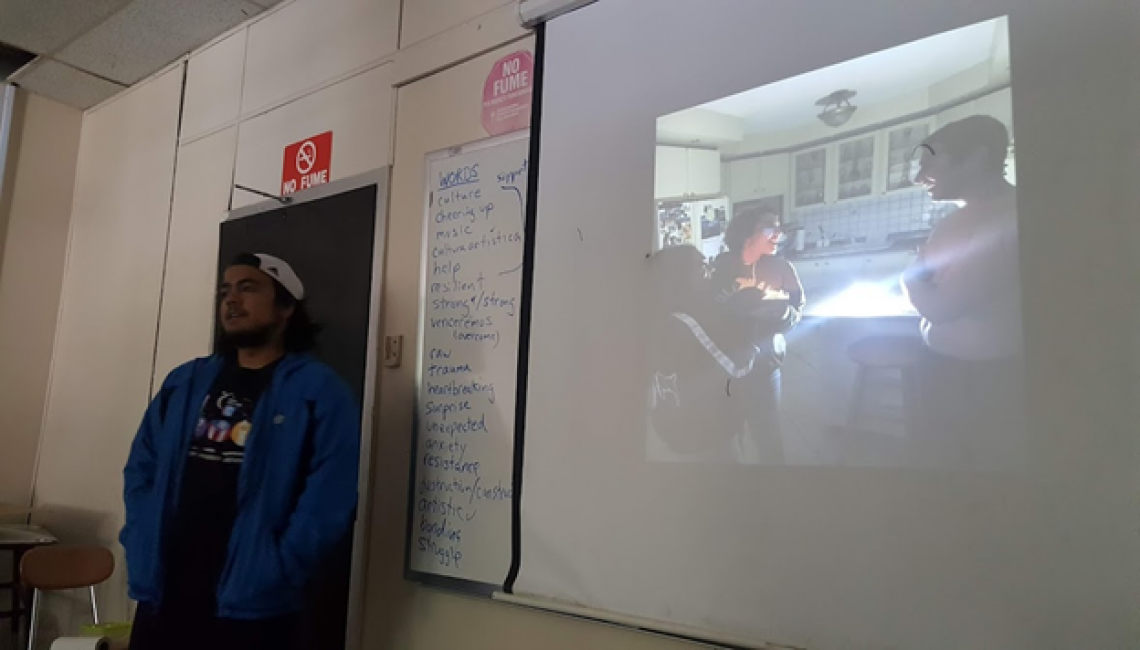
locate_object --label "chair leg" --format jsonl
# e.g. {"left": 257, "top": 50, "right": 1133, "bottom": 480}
{"left": 26, "top": 589, "right": 38, "bottom": 650}
{"left": 89, "top": 585, "right": 100, "bottom": 626}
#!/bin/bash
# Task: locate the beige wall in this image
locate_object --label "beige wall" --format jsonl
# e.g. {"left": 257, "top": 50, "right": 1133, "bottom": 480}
{"left": 0, "top": 91, "right": 82, "bottom": 508}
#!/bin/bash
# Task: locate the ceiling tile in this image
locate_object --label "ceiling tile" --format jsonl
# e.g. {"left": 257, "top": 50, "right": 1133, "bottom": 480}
{"left": 55, "top": 0, "right": 264, "bottom": 85}
{"left": 0, "top": 0, "right": 128, "bottom": 54}
{"left": 9, "top": 58, "right": 126, "bottom": 109}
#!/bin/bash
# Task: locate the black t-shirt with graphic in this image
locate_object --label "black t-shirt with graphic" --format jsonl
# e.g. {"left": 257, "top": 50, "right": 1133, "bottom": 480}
{"left": 164, "top": 359, "right": 278, "bottom": 614}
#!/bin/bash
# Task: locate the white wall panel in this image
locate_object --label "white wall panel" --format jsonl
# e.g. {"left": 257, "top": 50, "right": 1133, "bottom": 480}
{"left": 232, "top": 64, "right": 393, "bottom": 209}
{"left": 242, "top": 0, "right": 399, "bottom": 114}
{"left": 400, "top": 0, "right": 514, "bottom": 49}
{"left": 33, "top": 67, "right": 183, "bottom": 624}
{"left": 153, "top": 128, "right": 239, "bottom": 384}
{"left": 182, "top": 31, "right": 248, "bottom": 140}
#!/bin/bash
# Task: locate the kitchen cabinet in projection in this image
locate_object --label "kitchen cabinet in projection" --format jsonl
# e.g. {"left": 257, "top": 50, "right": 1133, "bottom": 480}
{"left": 654, "top": 145, "right": 722, "bottom": 199}
{"left": 726, "top": 153, "right": 790, "bottom": 204}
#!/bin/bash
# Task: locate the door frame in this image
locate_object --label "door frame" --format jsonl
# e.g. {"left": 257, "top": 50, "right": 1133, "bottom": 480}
{"left": 227, "top": 168, "right": 390, "bottom": 650}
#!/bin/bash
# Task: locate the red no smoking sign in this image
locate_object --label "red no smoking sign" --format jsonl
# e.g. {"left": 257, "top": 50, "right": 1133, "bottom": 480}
{"left": 482, "top": 51, "right": 533, "bottom": 136}
{"left": 282, "top": 131, "right": 332, "bottom": 195}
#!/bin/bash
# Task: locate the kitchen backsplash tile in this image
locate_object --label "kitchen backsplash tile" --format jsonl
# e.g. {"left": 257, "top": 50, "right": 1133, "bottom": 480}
{"left": 787, "top": 188, "right": 956, "bottom": 246}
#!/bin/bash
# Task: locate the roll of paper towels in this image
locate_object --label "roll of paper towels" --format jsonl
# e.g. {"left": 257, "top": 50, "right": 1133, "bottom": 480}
{"left": 50, "top": 637, "right": 109, "bottom": 650}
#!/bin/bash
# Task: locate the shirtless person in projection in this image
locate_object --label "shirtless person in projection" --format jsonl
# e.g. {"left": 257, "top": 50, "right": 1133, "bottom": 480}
{"left": 903, "top": 115, "right": 1024, "bottom": 467}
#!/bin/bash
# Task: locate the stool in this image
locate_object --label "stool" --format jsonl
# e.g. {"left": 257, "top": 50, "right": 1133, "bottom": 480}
{"left": 20, "top": 545, "right": 114, "bottom": 650}
{"left": 846, "top": 335, "right": 925, "bottom": 436}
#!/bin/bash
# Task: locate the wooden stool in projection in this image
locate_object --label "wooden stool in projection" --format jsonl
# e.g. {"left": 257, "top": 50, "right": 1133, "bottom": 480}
{"left": 846, "top": 335, "right": 925, "bottom": 437}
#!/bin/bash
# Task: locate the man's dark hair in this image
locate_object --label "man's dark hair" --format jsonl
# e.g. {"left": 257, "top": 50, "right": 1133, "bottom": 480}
{"left": 220, "top": 253, "right": 322, "bottom": 354}
{"left": 923, "top": 115, "right": 1010, "bottom": 174}
{"left": 724, "top": 209, "right": 779, "bottom": 254}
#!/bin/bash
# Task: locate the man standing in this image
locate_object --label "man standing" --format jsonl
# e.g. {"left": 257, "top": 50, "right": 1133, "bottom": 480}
{"left": 903, "top": 116, "right": 1024, "bottom": 467}
{"left": 122, "top": 253, "right": 359, "bottom": 650}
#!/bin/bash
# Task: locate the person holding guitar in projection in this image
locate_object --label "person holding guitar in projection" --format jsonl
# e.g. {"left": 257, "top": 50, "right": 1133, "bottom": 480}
{"left": 710, "top": 210, "right": 805, "bottom": 464}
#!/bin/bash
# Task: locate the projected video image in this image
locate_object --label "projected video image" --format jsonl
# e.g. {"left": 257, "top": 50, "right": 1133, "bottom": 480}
{"left": 647, "top": 18, "right": 1024, "bottom": 468}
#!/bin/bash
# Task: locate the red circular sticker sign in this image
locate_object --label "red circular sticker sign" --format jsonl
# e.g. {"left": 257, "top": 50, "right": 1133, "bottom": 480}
{"left": 482, "top": 51, "right": 534, "bottom": 136}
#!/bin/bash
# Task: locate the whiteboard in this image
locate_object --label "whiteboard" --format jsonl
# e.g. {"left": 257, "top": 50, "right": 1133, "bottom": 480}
{"left": 407, "top": 132, "right": 529, "bottom": 589}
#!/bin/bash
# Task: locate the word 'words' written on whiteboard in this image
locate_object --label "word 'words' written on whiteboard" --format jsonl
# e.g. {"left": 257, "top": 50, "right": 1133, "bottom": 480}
{"left": 409, "top": 133, "right": 529, "bottom": 587}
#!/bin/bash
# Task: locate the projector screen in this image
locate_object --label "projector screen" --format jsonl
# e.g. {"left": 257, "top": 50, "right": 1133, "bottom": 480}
{"left": 647, "top": 19, "right": 1024, "bottom": 469}
{"left": 517, "top": 1, "right": 1138, "bottom": 648}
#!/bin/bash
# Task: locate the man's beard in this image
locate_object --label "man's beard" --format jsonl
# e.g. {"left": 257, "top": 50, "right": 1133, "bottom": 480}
{"left": 221, "top": 323, "right": 275, "bottom": 350}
